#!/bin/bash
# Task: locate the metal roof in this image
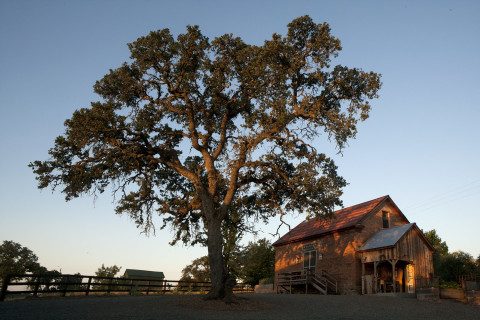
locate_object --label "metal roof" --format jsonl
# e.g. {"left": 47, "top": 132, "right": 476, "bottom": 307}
{"left": 358, "top": 223, "right": 414, "bottom": 252}
{"left": 123, "top": 269, "right": 165, "bottom": 279}
{"left": 273, "top": 195, "right": 391, "bottom": 246}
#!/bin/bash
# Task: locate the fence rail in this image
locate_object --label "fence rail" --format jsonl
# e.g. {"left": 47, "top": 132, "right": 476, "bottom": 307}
{"left": 0, "top": 273, "right": 253, "bottom": 301}
{"left": 456, "top": 274, "right": 477, "bottom": 282}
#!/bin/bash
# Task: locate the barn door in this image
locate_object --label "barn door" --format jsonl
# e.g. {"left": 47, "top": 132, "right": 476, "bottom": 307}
{"left": 364, "top": 274, "right": 373, "bottom": 294}
{"left": 406, "top": 264, "right": 415, "bottom": 293}
{"left": 303, "top": 250, "right": 317, "bottom": 274}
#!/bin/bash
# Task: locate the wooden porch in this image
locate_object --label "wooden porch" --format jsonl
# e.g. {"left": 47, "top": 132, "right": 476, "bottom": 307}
{"left": 361, "top": 258, "right": 415, "bottom": 294}
{"left": 276, "top": 270, "right": 338, "bottom": 295}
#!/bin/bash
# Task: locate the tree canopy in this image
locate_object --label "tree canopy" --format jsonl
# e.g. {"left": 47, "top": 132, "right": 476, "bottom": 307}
{"left": 30, "top": 16, "right": 381, "bottom": 300}
{"left": 422, "top": 229, "right": 480, "bottom": 282}
{"left": 93, "top": 264, "right": 122, "bottom": 290}
{"left": 422, "top": 228, "right": 449, "bottom": 274}
{"left": 0, "top": 240, "right": 41, "bottom": 284}
{"left": 180, "top": 256, "right": 210, "bottom": 283}
{"left": 238, "top": 239, "right": 275, "bottom": 287}
{"left": 95, "top": 264, "right": 121, "bottom": 278}
{"left": 422, "top": 229, "right": 448, "bottom": 256}
{"left": 438, "top": 251, "right": 478, "bottom": 282}
{"left": 180, "top": 238, "right": 274, "bottom": 288}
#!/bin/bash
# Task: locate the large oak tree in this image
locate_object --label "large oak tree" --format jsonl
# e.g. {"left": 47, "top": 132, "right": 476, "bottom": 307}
{"left": 30, "top": 16, "right": 381, "bottom": 300}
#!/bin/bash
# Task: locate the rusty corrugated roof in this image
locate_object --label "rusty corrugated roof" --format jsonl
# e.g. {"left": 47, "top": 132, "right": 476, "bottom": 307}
{"left": 272, "top": 195, "right": 390, "bottom": 246}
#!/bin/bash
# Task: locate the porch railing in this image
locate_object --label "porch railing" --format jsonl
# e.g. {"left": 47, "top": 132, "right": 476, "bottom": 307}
{"left": 321, "top": 270, "right": 338, "bottom": 294}
{"left": 275, "top": 270, "right": 337, "bottom": 294}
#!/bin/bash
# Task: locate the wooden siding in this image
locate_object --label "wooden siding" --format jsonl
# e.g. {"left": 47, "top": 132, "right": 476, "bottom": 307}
{"left": 360, "top": 227, "right": 433, "bottom": 279}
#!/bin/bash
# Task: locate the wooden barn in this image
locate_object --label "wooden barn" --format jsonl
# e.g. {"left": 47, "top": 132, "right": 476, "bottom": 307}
{"left": 273, "top": 195, "right": 434, "bottom": 295}
{"left": 123, "top": 269, "right": 165, "bottom": 286}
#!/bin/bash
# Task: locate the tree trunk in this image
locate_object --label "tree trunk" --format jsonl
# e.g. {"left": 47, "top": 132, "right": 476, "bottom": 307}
{"left": 204, "top": 215, "right": 234, "bottom": 301}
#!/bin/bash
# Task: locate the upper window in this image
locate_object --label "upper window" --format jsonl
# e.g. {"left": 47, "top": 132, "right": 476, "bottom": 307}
{"left": 382, "top": 211, "right": 390, "bottom": 228}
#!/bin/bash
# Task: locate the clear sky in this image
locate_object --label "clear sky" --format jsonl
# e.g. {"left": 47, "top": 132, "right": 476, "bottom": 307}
{"left": 1, "top": 0, "right": 479, "bottom": 280}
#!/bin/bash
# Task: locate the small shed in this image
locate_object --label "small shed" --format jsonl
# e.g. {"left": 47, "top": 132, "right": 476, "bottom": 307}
{"left": 122, "top": 269, "right": 165, "bottom": 293}
{"left": 123, "top": 269, "right": 165, "bottom": 281}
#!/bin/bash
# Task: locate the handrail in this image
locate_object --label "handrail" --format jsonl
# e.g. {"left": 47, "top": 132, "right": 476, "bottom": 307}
{"left": 276, "top": 270, "right": 338, "bottom": 295}
{"left": 321, "top": 270, "right": 337, "bottom": 294}
{"left": 277, "top": 271, "right": 306, "bottom": 282}
{"left": 310, "top": 273, "right": 327, "bottom": 294}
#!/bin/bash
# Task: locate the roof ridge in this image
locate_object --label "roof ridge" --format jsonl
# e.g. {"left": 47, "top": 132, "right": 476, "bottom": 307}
{"left": 334, "top": 195, "right": 389, "bottom": 214}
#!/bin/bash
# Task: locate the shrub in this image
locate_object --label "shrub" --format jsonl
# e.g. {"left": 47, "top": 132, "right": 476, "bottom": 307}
{"left": 439, "top": 280, "right": 460, "bottom": 289}
{"left": 259, "top": 277, "right": 274, "bottom": 285}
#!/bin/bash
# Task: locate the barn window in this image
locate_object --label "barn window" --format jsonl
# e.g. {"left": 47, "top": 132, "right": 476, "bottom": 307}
{"left": 382, "top": 211, "right": 390, "bottom": 228}
{"left": 303, "top": 250, "right": 317, "bottom": 273}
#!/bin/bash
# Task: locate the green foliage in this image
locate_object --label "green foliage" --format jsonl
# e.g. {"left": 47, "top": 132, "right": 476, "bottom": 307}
{"left": 237, "top": 239, "right": 275, "bottom": 287}
{"left": 56, "top": 273, "right": 85, "bottom": 291}
{"left": 95, "top": 264, "right": 121, "bottom": 278}
{"left": 422, "top": 230, "right": 479, "bottom": 281}
{"left": 439, "top": 280, "right": 460, "bottom": 289}
{"left": 437, "top": 251, "right": 478, "bottom": 282}
{"left": 30, "top": 15, "right": 381, "bottom": 242}
{"left": 0, "top": 240, "right": 41, "bottom": 284}
{"left": 180, "top": 238, "right": 274, "bottom": 287}
{"left": 93, "top": 264, "right": 122, "bottom": 290}
{"left": 129, "top": 284, "right": 144, "bottom": 296}
{"left": 421, "top": 229, "right": 449, "bottom": 276}
{"left": 422, "top": 229, "right": 448, "bottom": 256}
{"left": 28, "top": 267, "right": 62, "bottom": 291}
{"left": 30, "top": 16, "right": 381, "bottom": 298}
{"left": 179, "top": 256, "right": 210, "bottom": 282}
{"left": 258, "top": 277, "right": 274, "bottom": 285}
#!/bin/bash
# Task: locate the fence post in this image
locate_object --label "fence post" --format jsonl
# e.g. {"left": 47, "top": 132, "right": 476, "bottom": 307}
{"left": 85, "top": 277, "right": 92, "bottom": 296}
{"left": 63, "top": 275, "right": 69, "bottom": 297}
{"left": 0, "top": 275, "right": 11, "bottom": 302}
{"left": 107, "top": 278, "right": 112, "bottom": 294}
{"left": 33, "top": 276, "right": 40, "bottom": 297}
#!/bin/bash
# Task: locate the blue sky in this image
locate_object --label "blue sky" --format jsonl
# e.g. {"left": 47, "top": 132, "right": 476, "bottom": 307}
{"left": 1, "top": 0, "right": 479, "bottom": 279}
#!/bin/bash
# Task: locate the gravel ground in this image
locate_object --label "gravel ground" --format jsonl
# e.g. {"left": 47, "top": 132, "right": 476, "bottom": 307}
{"left": 0, "top": 294, "right": 479, "bottom": 320}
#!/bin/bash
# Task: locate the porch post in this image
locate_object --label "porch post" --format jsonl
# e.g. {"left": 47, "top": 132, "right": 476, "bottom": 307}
{"left": 373, "top": 261, "right": 378, "bottom": 293}
{"left": 389, "top": 259, "right": 397, "bottom": 293}
{"left": 361, "top": 261, "right": 365, "bottom": 295}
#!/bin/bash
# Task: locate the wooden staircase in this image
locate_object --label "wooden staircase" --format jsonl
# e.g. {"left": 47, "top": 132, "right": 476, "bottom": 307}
{"left": 276, "top": 270, "right": 337, "bottom": 295}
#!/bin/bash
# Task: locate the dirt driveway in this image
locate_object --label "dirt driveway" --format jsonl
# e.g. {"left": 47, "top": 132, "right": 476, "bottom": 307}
{"left": 0, "top": 294, "right": 478, "bottom": 320}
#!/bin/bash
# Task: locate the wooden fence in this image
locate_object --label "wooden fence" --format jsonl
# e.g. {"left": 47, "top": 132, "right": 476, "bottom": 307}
{"left": 456, "top": 274, "right": 477, "bottom": 282}
{"left": 0, "top": 273, "right": 253, "bottom": 301}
